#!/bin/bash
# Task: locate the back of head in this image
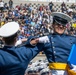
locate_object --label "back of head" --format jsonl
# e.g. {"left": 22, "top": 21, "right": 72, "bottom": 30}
{"left": 0, "top": 22, "right": 19, "bottom": 45}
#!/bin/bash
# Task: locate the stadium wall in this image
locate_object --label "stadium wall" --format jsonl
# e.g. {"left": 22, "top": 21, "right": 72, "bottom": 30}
{"left": 3, "top": 0, "right": 76, "bottom": 7}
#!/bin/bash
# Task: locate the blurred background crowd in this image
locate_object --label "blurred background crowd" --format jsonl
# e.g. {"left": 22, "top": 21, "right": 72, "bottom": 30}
{"left": 0, "top": 0, "right": 76, "bottom": 75}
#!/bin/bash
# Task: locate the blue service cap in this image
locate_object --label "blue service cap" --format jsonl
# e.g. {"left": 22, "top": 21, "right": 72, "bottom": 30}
{"left": 26, "top": 67, "right": 38, "bottom": 74}
{"left": 40, "top": 68, "right": 50, "bottom": 75}
{"left": 0, "top": 22, "right": 19, "bottom": 37}
{"left": 51, "top": 12, "right": 72, "bottom": 26}
{"left": 37, "top": 66, "right": 44, "bottom": 72}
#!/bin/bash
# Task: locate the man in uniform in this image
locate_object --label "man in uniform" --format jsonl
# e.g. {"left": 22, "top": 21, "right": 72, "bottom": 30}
{"left": 33, "top": 12, "right": 76, "bottom": 75}
{"left": 0, "top": 22, "right": 47, "bottom": 75}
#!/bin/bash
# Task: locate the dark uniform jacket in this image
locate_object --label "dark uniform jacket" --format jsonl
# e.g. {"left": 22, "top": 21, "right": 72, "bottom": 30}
{"left": 0, "top": 37, "right": 46, "bottom": 75}
{"left": 43, "top": 34, "right": 76, "bottom": 63}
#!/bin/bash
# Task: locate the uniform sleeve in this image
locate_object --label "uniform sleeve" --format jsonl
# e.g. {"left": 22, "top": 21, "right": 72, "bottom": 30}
{"left": 41, "top": 35, "right": 53, "bottom": 62}
{"left": 24, "top": 43, "right": 44, "bottom": 61}
{"left": 24, "top": 36, "right": 37, "bottom": 47}
{"left": 23, "top": 35, "right": 51, "bottom": 61}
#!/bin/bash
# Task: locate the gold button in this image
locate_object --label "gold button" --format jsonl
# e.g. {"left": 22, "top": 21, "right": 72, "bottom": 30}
{"left": 51, "top": 37, "right": 53, "bottom": 39}
{"left": 52, "top": 42, "right": 54, "bottom": 44}
{"left": 55, "top": 56, "right": 57, "bottom": 58}
{"left": 54, "top": 51, "right": 56, "bottom": 53}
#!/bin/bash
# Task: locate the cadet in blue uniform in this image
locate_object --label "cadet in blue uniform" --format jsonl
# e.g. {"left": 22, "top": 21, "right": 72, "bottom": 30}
{"left": 33, "top": 12, "right": 76, "bottom": 75}
{"left": 0, "top": 22, "right": 47, "bottom": 75}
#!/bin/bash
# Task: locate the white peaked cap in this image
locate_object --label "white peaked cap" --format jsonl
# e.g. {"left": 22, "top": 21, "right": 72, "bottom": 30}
{"left": 51, "top": 12, "right": 72, "bottom": 22}
{"left": 0, "top": 22, "right": 19, "bottom": 37}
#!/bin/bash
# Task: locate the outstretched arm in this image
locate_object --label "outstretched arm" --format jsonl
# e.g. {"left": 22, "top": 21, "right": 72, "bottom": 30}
{"left": 15, "top": 36, "right": 50, "bottom": 46}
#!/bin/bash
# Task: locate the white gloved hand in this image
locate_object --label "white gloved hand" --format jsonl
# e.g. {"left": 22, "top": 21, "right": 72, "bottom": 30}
{"left": 71, "top": 64, "right": 76, "bottom": 72}
{"left": 39, "top": 36, "right": 50, "bottom": 43}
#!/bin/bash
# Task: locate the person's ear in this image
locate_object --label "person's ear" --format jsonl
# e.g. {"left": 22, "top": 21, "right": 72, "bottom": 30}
{"left": 2, "top": 38, "right": 4, "bottom": 41}
{"left": 64, "top": 26, "right": 66, "bottom": 29}
{"left": 2, "top": 38, "right": 5, "bottom": 43}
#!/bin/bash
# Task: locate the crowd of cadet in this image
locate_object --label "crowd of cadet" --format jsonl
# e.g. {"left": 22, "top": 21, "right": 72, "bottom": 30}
{"left": 0, "top": 1, "right": 76, "bottom": 75}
